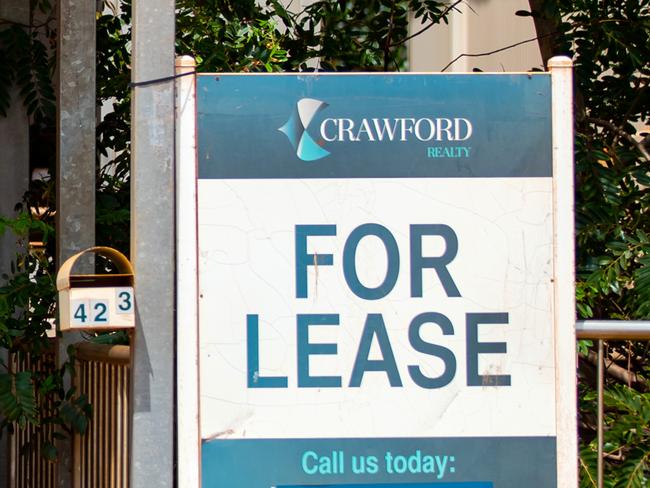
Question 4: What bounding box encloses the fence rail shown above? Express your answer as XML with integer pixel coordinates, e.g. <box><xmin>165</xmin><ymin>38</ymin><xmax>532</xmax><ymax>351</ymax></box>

<box><xmin>576</xmin><ymin>320</ymin><xmax>650</xmax><ymax>340</ymax></box>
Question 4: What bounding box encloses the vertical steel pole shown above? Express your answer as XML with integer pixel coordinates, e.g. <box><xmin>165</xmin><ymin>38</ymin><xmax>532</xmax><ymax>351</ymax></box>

<box><xmin>548</xmin><ymin>56</ymin><xmax>578</xmax><ymax>488</ymax></box>
<box><xmin>597</xmin><ymin>339</ymin><xmax>604</xmax><ymax>488</ymax></box>
<box><xmin>57</xmin><ymin>0</ymin><xmax>96</xmax><ymax>485</ymax></box>
<box><xmin>130</xmin><ymin>0</ymin><xmax>175</xmax><ymax>486</ymax></box>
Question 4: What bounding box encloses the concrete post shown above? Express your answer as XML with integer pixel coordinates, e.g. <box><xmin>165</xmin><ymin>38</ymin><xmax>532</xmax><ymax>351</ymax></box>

<box><xmin>129</xmin><ymin>1</ymin><xmax>175</xmax><ymax>486</ymax></box>
<box><xmin>56</xmin><ymin>1</ymin><xmax>96</xmax><ymax>265</ymax></box>
<box><xmin>56</xmin><ymin>0</ymin><xmax>96</xmax><ymax>485</ymax></box>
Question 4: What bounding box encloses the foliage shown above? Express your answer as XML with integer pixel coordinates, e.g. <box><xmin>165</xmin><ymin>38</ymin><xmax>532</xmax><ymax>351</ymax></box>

<box><xmin>0</xmin><ymin>1</ymin><xmax>55</xmax><ymax>124</ymax></box>
<box><xmin>96</xmin><ymin>0</ymin><xmax>132</xmax><ymax>188</ymax></box>
<box><xmin>176</xmin><ymin>0</ymin><xmax>455</xmax><ymax>72</ymax></box>
<box><xmin>579</xmin><ymin>384</ymin><xmax>650</xmax><ymax>488</ymax></box>
<box><xmin>526</xmin><ymin>0</ymin><xmax>650</xmax><ymax>321</ymax></box>
<box><xmin>0</xmin><ymin>207</ymin><xmax>91</xmax><ymax>460</ymax></box>
<box><xmin>0</xmin><ymin>1</ymin><xmax>91</xmax><ymax>461</ymax></box>
<box><xmin>176</xmin><ymin>1</ymin><xmax>290</xmax><ymax>73</ymax></box>
<box><xmin>562</xmin><ymin>5</ymin><xmax>650</xmax><ymax>484</ymax></box>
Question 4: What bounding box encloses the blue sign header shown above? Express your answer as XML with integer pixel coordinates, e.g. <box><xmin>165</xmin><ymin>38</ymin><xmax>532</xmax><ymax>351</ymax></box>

<box><xmin>197</xmin><ymin>73</ymin><xmax>552</xmax><ymax>179</ymax></box>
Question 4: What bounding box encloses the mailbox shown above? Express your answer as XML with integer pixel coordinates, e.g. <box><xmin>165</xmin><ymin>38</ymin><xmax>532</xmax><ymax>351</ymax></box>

<box><xmin>57</xmin><ymin>246</ymin><xmax>135</xmax><ymax>331</ymax></box>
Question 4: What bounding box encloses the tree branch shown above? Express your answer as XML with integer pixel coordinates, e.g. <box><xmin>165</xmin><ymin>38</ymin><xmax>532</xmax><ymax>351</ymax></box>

<box><xmin>527</xmin><ymin>0</ymin><xmax>559</xmax><ymax>68</ymax></box>
<box><xmin>0</xmin><ymin>18</ymin><xmax>29</xmax><ymax>27</ymax></box>
<box><xmin>0</xmin><ymin>14</ymin><xmax>55</xmax><ymax>30</ymax></box>
<box><xmin>584</xmin><ymin>350</ymin><xmax>644</xmax><ymax>390</ymax></box>
<box><xmin>585</xmin><ymin>117</ymin><xmax>650</xmax><ymax>162</ymax></box>
<box><xmin>440</xmin><ymin>32</ymin><xmax>557</xmax><ymax>72</ymax></box>
<box><xmin>383</xmin><ymin>0</ymin><xmax>397</xmax><ymax>71</ymax></box>
<box><xmin>390</xmin><ymin>0</ymin><xmax>463</xmax><ymax>48</ymax></box>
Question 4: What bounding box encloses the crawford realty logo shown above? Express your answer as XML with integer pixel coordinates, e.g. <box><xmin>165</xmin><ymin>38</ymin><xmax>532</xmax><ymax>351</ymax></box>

<box><xmin>279</xmin><ymin>97</ymin><xmax>474</xmax><ymax>162</ymax></box>
<box><xmin>278</xmin><ymin>98</ymin><xmax>331</xmax><ymax>162</ymax></box>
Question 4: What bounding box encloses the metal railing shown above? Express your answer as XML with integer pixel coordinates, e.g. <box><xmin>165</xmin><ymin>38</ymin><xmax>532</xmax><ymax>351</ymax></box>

<box><xmin>73</xmin><ymin>342</ymin><xmax>130</xmax><ymax>488</ymax></box>
<box><xmin>576</xmin><ymin>320</ymin><xmax>650</xmax><ymax>488</ymax></box>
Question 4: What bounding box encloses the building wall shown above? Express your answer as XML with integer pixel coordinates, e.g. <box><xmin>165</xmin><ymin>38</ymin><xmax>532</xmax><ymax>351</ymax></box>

<box><xmin>0</xmin><ymin>83</ymin><xmax>29</xmax><ymax>278</ymax></box>
<box><xmin>0</xmin><ymin>0</ymin><xmax>30</xmax><ymax>277</ymax></box>
<box><xmin>0</xmin><ymin>0</ymin><xmax>29</xmax><ymax>24</ymax></box>
<box><xmin>409</xmin><ymin>0</ymin><xmax>542</xmax><ymax>72</ymax></box>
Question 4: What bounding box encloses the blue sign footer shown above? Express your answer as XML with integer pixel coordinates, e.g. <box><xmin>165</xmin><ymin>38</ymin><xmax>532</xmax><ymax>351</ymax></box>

<box><xmin>201</xmin><ymin>436</ymin><xmax>556</xmax><ymax>487</ymax></box>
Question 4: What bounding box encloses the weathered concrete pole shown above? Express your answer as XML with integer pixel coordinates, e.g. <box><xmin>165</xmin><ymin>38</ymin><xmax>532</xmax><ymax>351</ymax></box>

<box><xmin>56</xmin><ymin>0</ymin><xmax>96</xmax><ymax>267</ymax></box>
<box><xmin>56</xmin><ymin>0</ymin><xmax>96</xmax><ymax>485</ymax></box>
<box><xmin>129</xmin><ymin>0</ymin><xmax>176</xmax><ymax>486</ymax></box>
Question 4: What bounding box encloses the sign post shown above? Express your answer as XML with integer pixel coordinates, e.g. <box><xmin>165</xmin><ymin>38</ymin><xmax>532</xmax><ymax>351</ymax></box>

<box><xmin>177</xmin><ymin>60</ymin><xmax>576</xmax><ymax>487</ymax></box>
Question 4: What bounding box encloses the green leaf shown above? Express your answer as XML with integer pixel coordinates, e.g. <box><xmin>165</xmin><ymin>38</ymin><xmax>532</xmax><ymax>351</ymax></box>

<box><xmin>41</xmin><ymin>441</ymin><xmax>57</xmax><ymax>462</ymax></box>
<box><xmin>59</xmin><ymin>395</ymin><xmax>91</xmax><ymax>435</ymax></box>
<box><xmin>0</xmin><ymin>371</ymin><xmax>38</xmax><ymax>425</ymax></box>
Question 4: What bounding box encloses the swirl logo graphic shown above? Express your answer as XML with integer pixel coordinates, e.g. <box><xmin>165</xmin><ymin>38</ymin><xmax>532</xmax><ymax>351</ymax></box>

<box><xmin>279</xmin><ymin>98</ymin><xmax>331</xmax><ymax>161</ymax></box>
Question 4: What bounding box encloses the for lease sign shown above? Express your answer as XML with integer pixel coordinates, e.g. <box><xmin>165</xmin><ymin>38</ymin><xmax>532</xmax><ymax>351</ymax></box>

<box><xmin>196</xmin><ymin>74</ymin><xmax>556</xmax><ymax>487</ymax></box>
